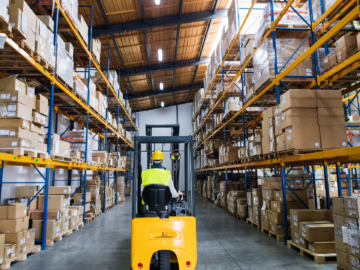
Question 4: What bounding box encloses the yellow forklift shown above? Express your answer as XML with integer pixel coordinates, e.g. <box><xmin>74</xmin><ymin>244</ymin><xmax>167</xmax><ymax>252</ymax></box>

<box><xmin>131</xmin><ymin>130</ymin><xmax>197</xmax><ymax>270</ymax></box>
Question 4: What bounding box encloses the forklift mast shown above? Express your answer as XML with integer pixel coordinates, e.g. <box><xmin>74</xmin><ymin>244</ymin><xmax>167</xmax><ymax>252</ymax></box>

<box><xmin>145</xmin><ymin>125</ymin><xmax>181</xmax><ymax>190</ymax></box>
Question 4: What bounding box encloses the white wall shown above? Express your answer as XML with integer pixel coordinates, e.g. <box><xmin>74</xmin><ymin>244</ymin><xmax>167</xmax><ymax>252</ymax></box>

<box><xmin>137</xmin><ymin>103</ymin><xmax>193</xmax><ymax>191</ymax></box>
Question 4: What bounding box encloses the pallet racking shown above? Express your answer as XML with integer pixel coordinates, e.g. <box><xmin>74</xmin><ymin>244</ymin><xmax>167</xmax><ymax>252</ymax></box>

<box><xmin>0</xmin><ymin>0</ymin><xmax>137</xmax><ymax>250</ymax></box>
<box><xmin>193</xmin><ymin>0</ymin><xmax>360</xmax><ymax>244</ymax></box>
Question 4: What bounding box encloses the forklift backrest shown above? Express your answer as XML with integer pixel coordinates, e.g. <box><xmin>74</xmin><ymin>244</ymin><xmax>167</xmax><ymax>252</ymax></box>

<box><xmin>142</xmin><ymin>184</ymin><xmax>172</xmax><ymax>211</ymax></box>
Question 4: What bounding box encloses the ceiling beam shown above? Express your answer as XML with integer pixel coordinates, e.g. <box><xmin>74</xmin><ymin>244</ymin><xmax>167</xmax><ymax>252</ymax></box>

<box><xmin>179</xmin><ymin>0</ymin><xmax>184</xmax><ymax>18</ymax></box>
<box><xmin>111</xmin><ymin>35</ymin><xmax>126</xmax><ymax>71</ymax></box>
<box><xmin>121</xmin><ymin>58</ymin><xmax>210</xmax><ymax>77</ymax></box>
<box><xmin>127</xmin><ymin>76</ymin><xmax>141</xmax><ymax>111</ymax></box>
<box><xmin>93</xmin><ymin>9</ymin><xmax>228</xmax><ymax>37</ymax></box>
<box><xmin>125</xmin><ymin>83</ymin><xmax>203</xmax><ymax>99</ymax></box>
<box><xmin>96</xmin><ymin>0</ymin><xmax>110</xmax><ymax>27</ymax></box>
<box><xmin>133</xmin><ymin>101</ymin><xmax>191</xmax><ymax>112</ymax></box>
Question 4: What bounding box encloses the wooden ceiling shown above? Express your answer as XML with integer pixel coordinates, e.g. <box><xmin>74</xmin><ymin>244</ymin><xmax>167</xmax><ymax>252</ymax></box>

<box><xmin>78</xmin><ymin>0</ymin><xmax>230</xmax><ymax>111</ymax></box>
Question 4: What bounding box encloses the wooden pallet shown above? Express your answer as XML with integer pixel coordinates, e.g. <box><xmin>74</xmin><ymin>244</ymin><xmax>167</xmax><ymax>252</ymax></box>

<box><xmin>236</xmin><ymin>215</ymin><xmax>246</xmax><ymax>221</ymax></box>
<box><xmin>50</xmin><ymin>154</ymin><xmax>72</xmax><ymax>162</ymax></box>
<box><xmin>277</xmin><ymin>148</ymin><xmax>322</xmax><ymax>157</ymax></box>
<box><xmin>0</xmin><ymin>245</ymin><xmax>41</xmax><ymax>270</ymax></box>
<box><xmin>246</xmin><ymin>218</ymin><xmax>260</xmax><ymax>229</ymax></box>
<box><xmin>54</xmin><ymin>229</ymin><xmax>72</xmax><ymax>242</ymax></box>
<box><xmin>85</xmin><ymin>216</ymin><xmax>95</xmax><ymax>223</ymax></box>
<box><xmin>55</xmin><ymin>75</ymin><xmax>73</xmax><ymax>91</ymax></box>
<box><xmin>241</xmin><ymin>157</ymin><xmax>250</xmax><ymax>163</ymax></box>
<box><xmin>15</xmin><ymin>40</ymin><xmax>34</xmax><ymax>57</ymax></box>
<box><xmin>11</xmin><ymin>28</ymin><xmax>26</xmax><ymax>41</ymax></box>
<box><xmin>263</xmin><ymin>152</ymin><xmax>277</xmax><ymax>160</ymax></box>
<box><xmin>287</xmin><ymin>241</ymin><xmax>337</xmax><ymax>264</ymax></box>
<box><xmin>261</xmin><ymin>227</ymin><xmax>286</xmax><ymax>242</ymax></box>
<box><xmin>249</xmin><ymin>155</ymin><xmax>263</xmax><ymax>162</ymax></box>
<box><xmin>71</xmin><ymin>157</ymin><xmax>84</xmax><ymax>164</ymax></box>
<box><xmin>0</xmin><ymin>148</ymin><xmax>48</xmax><ymax>159</ymax></box>
<box><xmin>0</xmin><ymin>15</ymin><xmax>12</xmax><ymax>36</ymax></box>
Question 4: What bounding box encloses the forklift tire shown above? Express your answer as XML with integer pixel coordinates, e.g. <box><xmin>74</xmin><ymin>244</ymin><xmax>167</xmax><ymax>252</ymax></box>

<box><xmin>158</xmin><ymin>250</ymin><xmax>171</xmax><ymax>270</ymax></box>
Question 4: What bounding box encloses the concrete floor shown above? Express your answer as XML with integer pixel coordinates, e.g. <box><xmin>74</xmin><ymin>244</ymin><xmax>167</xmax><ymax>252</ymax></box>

<box><xmin>11</xmin><ymin>194</ymin><xmax>337</xmax><ymax>270</ymax></box>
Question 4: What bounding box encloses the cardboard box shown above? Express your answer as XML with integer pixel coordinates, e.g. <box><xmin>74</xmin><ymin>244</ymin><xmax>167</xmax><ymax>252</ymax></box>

<box><xmin>0</xmin><ymin>119</ymin><xmax>30</xmax><ymax>130</ymax></box>
<box><xmin>0</xmin><ymin>76</ymin><xmax>26</xmax><ymax>93</ymax></box>
<box><xmin>317</xmin><ymin>107</ymin><xmax>345</xmax><ymax>126</ymax></box>
<box><xmin>4</xmin><ymin>244</ymin><xmax>16</xmax><ymax>262</ymax></box>
<box><xmin>35</xmin><ymin>94</ymin><xmax>48</xmax><ymax>116</ymax></box>
<box><xmin>316</xmin><ymin>90</ymin><xmax>343</xmax><ymax>108</ymax></box>
<box><xmin>38</xmin><ymin>195</ymin><xmax>65</xmax><ymax>212</ymax></box>
<box><xmin>30</xmin><ymin>210</ymin><xmax>61</xmax><ymax>220</ymax></box>
<box><xmin>261</xmin><ymin>217</ymin><xmax>269</xmax><ymax>230</ymax></box>
<box><xmin>262</xmin><ymin>177</ymin><xmax>282</xmax><ymax>190</ymax></box>
<box><xmin>299</xmin><ymin>222</ymin><xmax>334</xmax><ymax>242</ymax></box>
<box><xmin>274</xmin><ymin>190</ymin><xmax>307</xmax><ymax>202</ymax></box>
<box><xmin>0</xmin><ymin>234</ymin><xmax>4</xmax><ymax>263</ymax></box>
<box><xmin>308</xmin><ymin>241</ymin><xmax>335</xmax><ymax>254</ymax></box>
<box><xmin>336</xmin><ymin>250</ymin><xmax>349</xmax><ymax>270</ymax></box>
<box><xmin>276</xmin><ymin>133</ymin><xmax>286</xmax><ymax>152</ymax></box>
<box><xmin>323</xmin><ymin>51</ymin><xmax>337</xmax><ymax>72</ymax></box>
<box><xmin>37</xmin><ymin>15</ymin><xmax>54</xmax><ymax>31</ymax></box>
<box><xmin>345</xmin><ymin>197</ymin><xmax>360</xmax><ymax>218</ymax></box>
<box><xmin>290</xmin><ymin>209</ymin><xmax>333</xmax><ymax>229</ymax></box>
<box><xmin>0</xmin><ymin>102</ymin><xmax>32</xmax><ymax>121</ymax></box>
<box><xmin>0</xmin><ymin>90</ymin><xmax>35</xmax><ymax>110</ymax></box>
<box><xmin>15</xmin><ymin>186</ymin><xmax>41</xmax><ymax>197</ymax></box>
<box><xmin>0</xmin><ymin>203</ymin><xmax>27</xmax><ymax>219</ymax></box>
<box><xmin>281</xmin><ymin>108</ymin><xmax>318</xmax><ymax>130</ymax></box>
<box><xmin>267</xmin><ymin>210</ymin><xmax>290</xmax><ymax>224</ymax></box>
<box><xmin>73</xmin><ymin>192</ymin><xmax>91</xmax><ymax>204</ymax></box>
<box><xmin>5</xmin><ymin>231</ymin><xmax>27</xmax><ymax>256</ymax></box>
<box><xmin>269</xmin><ymin>221</ymin><xmax>288</xmax><ymax>235</ymax></box>
<box><xmin>270</xmin><ymin>201</ymin><xmax>306</xmax><ymax>213</ymax></box>
<box><xmin>0</xmin><ymin>216</ymin><xmax>29</xmax><ymax>233</ymax></box>
<box><xmin>26</xmin><ymin>228</ymin><xmax>35</xmax><ymax>250</ymax></box>
<box><xmin>33</xmin><ymin>220</ymin><xmax>60</xmax><ymax>240</ymax></box>
<box><xmin>48</xmin><ymin>186</ymin><xmax>72</xmax><ymax>195</ymax></box>
<box><xmin>333</xmin><ymin>197</ymin><xmax>346</xmax><ymax>216</ymax></box>
<box><xmin>32</xmin><ymin>111</ymin><xmax>46</xmax><ymax>126</ymax></box>
<box><xmin>30</xmin><ymin>123</ymin><xmax>44</xmax><ymax>135</ymax></box>
<box><xmin>280</xmin><ymin>89</ymin><xmax>317</xmax><ymax>112</ymax></box>
<box><xmin>319</xmin><ymin>125</ymin><xmax>347</xmax><ymax>149</ymax></box>
<box><xmin>285</xmin><ymin>126</ymin><xmax>321</xmax><ymax>150</ymax></box>
<box><xmin>336</xmin><ymin>35</ymin><xmax>358</xmax><ymax>63</ymax></box>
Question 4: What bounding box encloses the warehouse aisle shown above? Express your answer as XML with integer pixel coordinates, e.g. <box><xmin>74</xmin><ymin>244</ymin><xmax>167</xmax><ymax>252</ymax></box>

<box><xmin>12</xmin><ymin>194</ymin><xmax>336</xmax><ymax>270</ymax></box>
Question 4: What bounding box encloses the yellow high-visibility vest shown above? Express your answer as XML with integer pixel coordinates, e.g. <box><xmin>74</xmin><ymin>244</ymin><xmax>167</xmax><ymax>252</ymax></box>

<box><xmin>141</xmin><ymin>168</ymin><xmax>171</xmax><ymax>187</ymax></box>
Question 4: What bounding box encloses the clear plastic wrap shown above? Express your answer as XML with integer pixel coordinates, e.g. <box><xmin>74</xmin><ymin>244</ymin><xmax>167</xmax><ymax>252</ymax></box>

<box><xmin>254</xmin><ymin>3</ymin><xmax>310</xmax><ymax>48</ymax></box>
<box><xmin>253</xmin><ymin>37</ymin><xmax>313</xmax><ymax>92</ymax></box>
<box><xmin>56</xmin><ymin>46</ymin><xmax>74</xmax><ymax>87</ymax></box>
<box><xmin>61</xmin><ymin>129</ymin><xmax>94</xmax><ymax>161</ymax></box>
<box><xmin>73</xmin><ymin>74</ymin><xmax>88</xmax><ymax>102</ymax></box>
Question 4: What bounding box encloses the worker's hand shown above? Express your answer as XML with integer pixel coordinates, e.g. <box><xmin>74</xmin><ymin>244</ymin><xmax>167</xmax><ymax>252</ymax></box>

<box><xmin>178</xmin><ymin>190</ymin><xmax>183</xmax><ymax>201</ymax></box>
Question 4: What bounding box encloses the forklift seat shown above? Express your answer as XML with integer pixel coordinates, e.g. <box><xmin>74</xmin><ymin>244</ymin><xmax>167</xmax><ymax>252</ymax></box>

<box><xmin>141</xmin><ymin>184</ymin><xmax>172</xmax><ymax>217</ymax></box>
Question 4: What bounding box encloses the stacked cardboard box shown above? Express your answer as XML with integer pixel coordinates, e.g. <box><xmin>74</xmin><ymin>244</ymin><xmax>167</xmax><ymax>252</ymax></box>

<box><xmin>56</xmin><ymin>35</ymin><xmax>74</xmax><ymax>87</ymax></box>
<box><xmin>275</xmin><ymin>89</ymin><xmax>347</xmax><ymax>153</ymax></box>
<box><xmin>0</xmin><ymin>77</ymin><xmax>49</xmax><ymax>154</ymax></box>
<box><xmin>224</xmin><ymin>97</ymin><xmax>242</xmax><ymax>116</ymax></box>
<box><xmin>228</xmin><ymin>191</ymin><xmax>246</xmax><ymax>215</ymax></box>
<box><xmin>261</xmin><ymin>107</ymin><xmax>275</xmax><ymax>155</ymax></box>
<box><xmin>45</xmin><ymin>133</ymin><xmax>71</xmax><ymax>158</ymax></box>
<box><xmin>219</xmin><ymin>181</ymin><xmax>242</xmax><ymax>208</ymax></box>
<box><xmin>290</xmin><ymin>209</ymin><xmax>334</xmax><ymax>253</ymax></box>
<box><xmin>86</xmin><ymin>179</ymin><xmax>101</xmax><ymax>215</ymax></box>
<box><xmin>62</xmin><ymin>129</ymin><xmax>94</xmax><ymax>161</ymax></box>
<box><xmin>0</xmin><ymin>203</ymin><xmax>34</xmax><ymax>262</ymax></box>
<box><xmin>78</xmin><ymin>15</ymin><xmax>89</xmax><ymax>45</ymax></box>
<box><xmin>317</xmin><ymin>172</ymin><xmax>350</xmax><ymax>199</ymax></box>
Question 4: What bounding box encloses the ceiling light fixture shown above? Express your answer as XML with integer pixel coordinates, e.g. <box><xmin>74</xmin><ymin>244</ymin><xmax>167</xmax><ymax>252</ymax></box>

<box><xmin>158</xmin><ymin>49</ymin><xmax>163</xmax><ymax>61</ymax></box>
<box><xmin>160</xmin><ymin>82</ymin><xmax>163</xmax><ymax>90</ymax></box>
<box><xmin>161</xmin><ymin>101</ymin><xmax>164</xmax><ymax>107</ymax></box>
<box><xmin>155</xmin><ymin>0</ymin><xmax>161</xmax><ymax>5</ymax></box>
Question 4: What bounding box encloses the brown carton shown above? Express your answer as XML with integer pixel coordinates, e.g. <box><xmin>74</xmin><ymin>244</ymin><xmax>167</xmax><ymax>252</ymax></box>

<box><xmin>48</xmin><ymin>186</ymin><xmax>73</xmax><ymax>195</ymax></box>
<box><xmin>4</xmin><ymin>244</ymin><xmax>16</xmax><ymax>262</ymax></box>
<box><xmin>299</xmin><ymin>221</ymin><xmax>334</xmax><ymax>242</ymax></box>
<box><xmin>269</xmin><ymin>221</ymin><xmax>289</xmax><ymax>235</ymax></box>
<box><xmin>0</xmin><ymin>119</ymin><xmax>30</xmax><ymax>130</ymax></box>
<box><xmin>262</xmin><ymin>177</ymin><xmax>282</xmax><ymax>190</ymax></box>
<box><xmin>0</xmin><ymin>91</ymin><xmax>35</xmax><ymax>109</ymax></box>
<box><xmin>333</xmin><ymin>197</ymin><xmax>346</xmax><ymax>216</ymax></box>
<box><xmin>317</xmin><ymin>107</ymin><xmax>345</xmax><ymax>126</ymax></box>
<box><xmin>15</xmin><ymin>186</ymin><xmax>41</xmax><ymax>197</ymax></box>
<box><xmin>285</xmin><ymin>126</ymin><xmax>321</xmax><ymax>150</ymax></box>
<box><xmin>320</xmin><ymin>126</ymin><xmax>347</xmax><ymax>149</ymax></box>
<box><xmin>38</xmin><ymin>195</ymin><xmax>65</xmax><ymax>212</ymax></box>
<box><xmin>73</xmin><ymin>192</ymin><xmax>91</xmax><ymax>204</ymax></box>
<box><xmin>290</xmin><ymin>209</ymin><xmax>333</xmax><ymax>229</ymax></box>
<box><xmin>336</xmin><ymin>250</ymin><xmax>349</xmax><ymax>270</ymax></box>
<box><xmin>316</xmin><ymin>90</ymin><xmax>343</xmax><ymax>108</ymax></box>
<box><xmin>0</xmin><ymin>76</ymin><xmax>26</xmax><ymax>93</ymax></box>
<box><xmin>29</xmin><ymin>209</ymin><xmax>61</xmax><ymax>220</ymax></box>
<box><xmin>5</xmin><ymin>231</ymin><xmax>27</xmax><ymax>256</ymax></box>
<box><xmin>276</xmin><ymin>133</ymin><xmax>286</xmax><ymax>152</ymax></box>
<box><xmin>345</xmin><ymin>197</ymin><xmax>360</xmax><ymax>218</ymax></box>
<box><xmin>261</xmin><ymin>217</ymin><xmax>269</xmax><ymax>230</ymax></box>
<box><xmin>270</xmin><ymin>201</ymin><xmax>306</xmax><ymax>213</ymax></box>
<box><xmin>308</xmin><ymin>242</ymin><xmax>335</xmax><ymax>254</ymax></box>
<box><xmin>280</xmin><ymin>89</ymin><xmax>317</xmax><ymax>112</ymax></box>
<box><xmin>0</xmin><ymin>102</ymin><xmax>32</xmax><ymax>121</ymax></box>
<box><xmin>0</xmin><ymin>203</ymin><xmax>27</xmax><ymax>219</ymax></box>
<box><xmin>323</xmin><ymin>51</ymin><xmax>337</xmax><ymax>72</ymax></box>
<box><xmin>267</xmin><ymin>210</ymin><xmax>290</xmax><ymax>224</ymax></box>
<box><xmin>274</xmin><ymin>190</ymin><xmax>307</xmax><ymax>202</ymax></box>
<box><xmin>281</xmin><ymin>108</ymin><xmax>318</xmax><ymax>130</ymax></box>
<box><xmin>0</xmin><ymin>235</ymin><xmax>4</xmax><ymax>263</ymax></box>
<box><xmin>26</xmin><ymin>228</ymin><xmax>35</xmax><ymax>250</ymax></box>
<box><xmin>336</xmin><ymin>35</ymin><xmax>358</xmax><ymax>63</ymax></box>
<box><xmin>0</xmin><ymin>137</ymin><xmax>31</xmax><ymax>149</ymax></box>
<box><xmin>35</xmin><ymin>94</ymin><xmax>48</xmax><ymax>116</ymax></box>
<box><xmin>33</xmin><ymin>220</ymin><xmax>60</xmax><ymax>240</ymax></box>
<box><xmin>0</xmin><ymin>216</ymin><xmax>29</xmax><ymax>233</ymax></box>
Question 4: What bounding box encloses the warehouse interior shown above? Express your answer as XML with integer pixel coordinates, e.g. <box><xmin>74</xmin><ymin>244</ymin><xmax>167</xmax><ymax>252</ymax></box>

<box><xmin>0</xmin><ymin>0</ymin><xmax>358</xmax><ymax>269</ymax></box>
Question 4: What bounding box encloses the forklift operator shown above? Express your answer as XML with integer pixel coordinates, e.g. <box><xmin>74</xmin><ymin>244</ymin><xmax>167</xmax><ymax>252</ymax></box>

<box><xmin>141</xmin><ymin>150</ymin><xmax>181</xmax><ymax>200</ymax></box>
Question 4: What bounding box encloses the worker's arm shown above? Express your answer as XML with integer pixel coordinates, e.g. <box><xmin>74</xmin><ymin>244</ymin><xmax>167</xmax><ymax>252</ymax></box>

<box><xmin>168</xmin><ymin>176</ymin><xmax>178</xmax><ymax>198</ymax></box>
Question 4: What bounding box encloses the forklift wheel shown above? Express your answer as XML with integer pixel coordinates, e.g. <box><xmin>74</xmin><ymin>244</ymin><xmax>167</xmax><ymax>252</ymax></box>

<box><xmin>158</xmin><ymin>250</ymin><xmax>171</xmax><ymax>270</ymax></box>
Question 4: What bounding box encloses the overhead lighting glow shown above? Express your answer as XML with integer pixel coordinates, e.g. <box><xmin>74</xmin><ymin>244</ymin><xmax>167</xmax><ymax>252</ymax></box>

<box><xmin>161</xmin><ymin>101</ymin><xmax>164</xmax><ymax>107</ymax></box>
<box><xmin>160</xmin><ymin>82</ymin><xmax>163</xmax><ymax>90</ymax></box>
<box><xmin>158</xmin><ymin>49</ymin><xmax>163</xmax><ymax>61</ymax></box>
<box><xmin>155</xmin><ymin>0</ymin><xmax>161</xmax><ymax>5</ymax></box>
